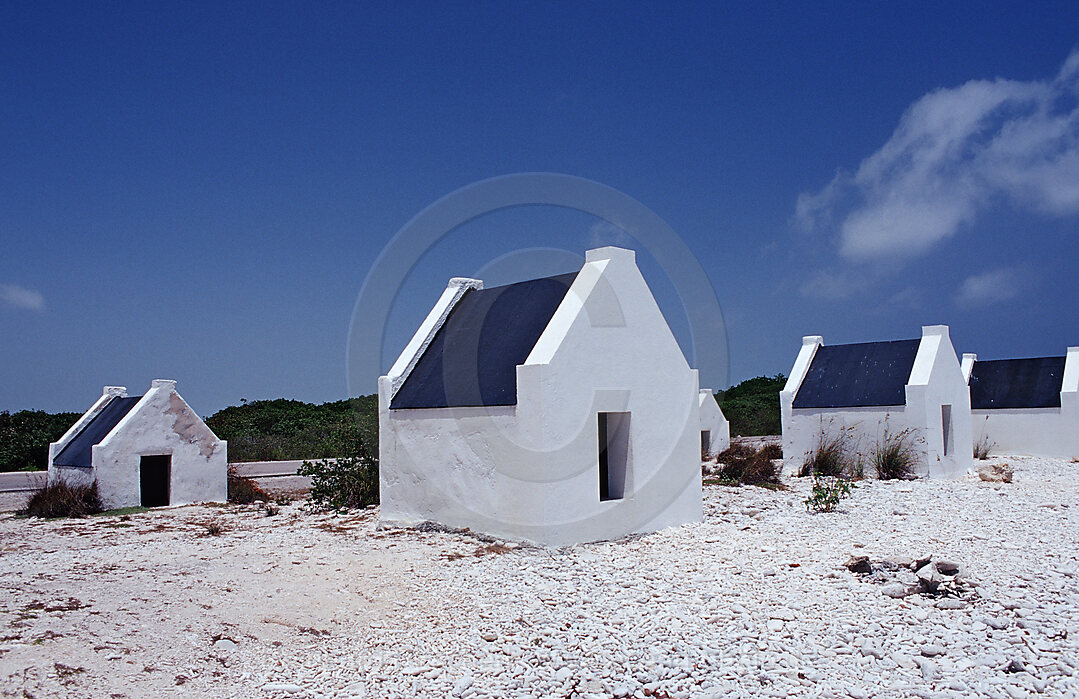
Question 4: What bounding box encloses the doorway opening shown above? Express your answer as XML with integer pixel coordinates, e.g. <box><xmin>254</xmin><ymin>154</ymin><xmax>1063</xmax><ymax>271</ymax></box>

<box><xmin>701</xmin><ymin>430</ymin><xmax>711</xmax><ymax>459</ymax></box>
<box><xmin>941</xmin><ymin>404</ymin><xmax>953</xmax><ymax>456</ymax></box>
<box><xmin>140</xmin><ymin>454</ymin><xmax>171</xmax><ymax>507</ymax></box>
<box><xmin>599</xmin><ymin>412</ymin><xmax>630</xmax><ymax>501</ymax></box>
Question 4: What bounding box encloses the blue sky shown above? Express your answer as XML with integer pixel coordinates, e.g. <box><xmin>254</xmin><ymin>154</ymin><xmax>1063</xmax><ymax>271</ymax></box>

<box><xmin>2</xmin><ymin>2</ymin><xmax>1078</xmax><ymax>414</ymax></box>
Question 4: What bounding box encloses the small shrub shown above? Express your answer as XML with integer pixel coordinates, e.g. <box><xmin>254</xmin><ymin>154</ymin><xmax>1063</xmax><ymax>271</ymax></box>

<box><xmin>973</xmin><ymin>434</ymin><xmax>994</xmax><ymax>460</ymax></box>
<box><xmin>805</xmin><ymin>475</ymin><xmax>854</xmax><ymax>513</ymax></box>
<box><xmin>298</xmin><ymin>443</ymin><xmax>379</xmax><ymax>512</ymax></box>
<box><xmin>261</xmin><ymin>503</ymin><xmax>280</xmax><ymax>517</ymax></box>
<box><xmin>710</xmin><ymin>443</ymin><xmax>782</xmax><ymax>487</ymax></box>
<box><xmin>759</xmin><ymin>443</ymin><xmax>783</xmax><ymax>460</ymax></box>
<box><xmin>203</xmin><ymin>522</ymin><xmax>223</xmax><ymax>536</ymax></box>
<box><xmin>872</xmin><ymin>428</ymin><xmax>921</xmax><ymax>480</ymax></box>
<box><xmin>20</xmin><ymin>481</ymin><xmax>103</xmax><ymax>518</ymax></box>
<box><xmin>227</xmin><ymin>465</ymin><xmax>267</xmax><ymax>504</ymax></box>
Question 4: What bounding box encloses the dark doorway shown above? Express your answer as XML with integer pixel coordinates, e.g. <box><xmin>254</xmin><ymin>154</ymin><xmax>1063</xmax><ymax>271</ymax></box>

<box><xmin>598</xmin><ymin>412</ymin><xmax>630</xmax><ymax>501</ymax></box>
<box><xmin>701</xmin><ymin>430</ymin><xmax>711</xmax><ymax>458</ymax></box>
<box><xmin>941</xmin><ymin>404</ymin><xmax>953</xmax><ymax>456</ymax></box>
<box><xmin>140</xmin><ymin>455</ymin><xmax>171</xmax><ymax>507</ymax></box>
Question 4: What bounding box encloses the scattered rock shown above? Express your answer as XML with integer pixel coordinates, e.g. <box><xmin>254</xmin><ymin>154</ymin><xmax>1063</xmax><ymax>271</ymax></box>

<box><xmin>935</xmin><ymin>559</ymin><xmax>959</xmax><ymax>576</ymax></box>
<box><xmin>890</xmin><ymin>652</ymin><xmax>917</xmax><ymax>669</ymax></box>
<box><xmin>480</xmin><ymin>631</ymin><xmax>498</xmax><ymax>642</ymax></box>
<box><xmin>881</xmin><ymin>582</ymin><xmax>915</xmax><ymax>599</ymax></box>
<box><xmin>915</xmin><ymin>657</ymin><xmax>940</xmax><ymax>681</ymax></box>
<box><xmin>920</xmin><ymin>644</ymin><xmax>946</xmax><ymax>657</ymax></box>
<box><xmin>859</xmin><ymin>644</ymin><xmax>885</xmax><ymax>659</ymax></box>
<box><xmin>978</xmin><ymin>463</ymin><xmax>1013</xmax><ymax>483</ymax></box>
<box><xmin>915</xmin><ymin>564</ymin><xmax>942</xmax><ymax>593</ymax></box>
<box><xmin>885</xmin><ymin>556</ymin><xmax>913</xmax><ymax>569</ymax></box>
<box><xmin>212</xmin><ymin>638</ymin><xmax>237</xmax><ymax>652</ymax></box>
<box><xmin>936</xmin><ymin>598</ymin><xmax>967</xmax><ymax>610</ymax></box>
<box><xmin>1002</xmin><ymin>658</ymin><xmax>1027</xmax><ymax>674</ymax></box>
<box><xmin>845</xmin><ymin>555</ymin><xmax>872</xmax><ymax>575</ymax></box>
<box><xmin>262</xmin><ymin>683</ymin><xmax>303</xmax><ymax>694</ymax></box>
<box><xmin>451</xmin><ymin>676</ymin><xmax>474</xmax><ymax>696</ymax></box>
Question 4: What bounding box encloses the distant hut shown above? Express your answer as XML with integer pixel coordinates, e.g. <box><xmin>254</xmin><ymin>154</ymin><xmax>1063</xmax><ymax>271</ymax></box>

<box><xmin>698</xmin><ymin>389</ymin><xmax>730</xmax><ymax>458</ymax></box>
<box><xmin>963</xmin><ymin>347</ymin><xmax>1079</xmax><ymax>458</ymax></box>
<box><xmin>780</xmin><ymin>325</ymin><xmax>973</xmax><ymax>478</ymax></box>
<box><xmin>48</xmin><ymin>380</ymin><xmax>227</xmax><ymax>508</ymax></box>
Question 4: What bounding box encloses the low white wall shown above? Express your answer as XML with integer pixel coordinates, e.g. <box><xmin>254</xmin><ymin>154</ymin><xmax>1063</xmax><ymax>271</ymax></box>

<box><xmin>972</xmin><ymin>409</ymin><xmax>1078</xmax><ymax>459</ymax></box>
<box><xmin>783</xmin><ymin>407</ymin><xmax>906</xmax><ymax>476</ymax></box>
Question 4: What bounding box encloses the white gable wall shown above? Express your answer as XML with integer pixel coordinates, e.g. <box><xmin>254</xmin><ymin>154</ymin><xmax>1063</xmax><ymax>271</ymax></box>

<box><xmin>49</xmin><ymin>380</ymin><xmax>227</xmax><ymax>509</ymax></box>
<box><xmin>904</xmin><ymin>326</ymin><xmax>973</xmax><ymax>477</ymax></box>
<box><xmin>379</xmin><ymin>247</ymin><xmax>703</xmax><ymax>546</ymax></box>
<box><xmin>698</xmin><ymin>389</ymin><xmax>730</xmax><ymax>456</ymax></box>
<box><xmin>969</xmin><ymin>347</ymin><xmax>1079</xmax><ymax>459</ymax></box>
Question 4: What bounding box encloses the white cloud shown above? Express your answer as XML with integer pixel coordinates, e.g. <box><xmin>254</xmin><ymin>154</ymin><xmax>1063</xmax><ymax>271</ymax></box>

<box><xmin>955</xmin><ymin>268</ymin><xmax>1025</xmax><ymax>308</ymax></box>
<box><xmin>0</xmin><ymin>283</ymin><xmax>46</xmax><ymax>312</ymax></box>
<box><xmin>799</xmin><ymin>269</ymin><xmax>866</xmax><ymax>300</ymax></box>
<box><xmin>797</xmin><ymin>52</ymin><xmax>1079</xmax><ymax>261</ymax></box>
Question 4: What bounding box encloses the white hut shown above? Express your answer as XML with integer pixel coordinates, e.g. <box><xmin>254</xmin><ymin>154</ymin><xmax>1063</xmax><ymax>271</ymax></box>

<box><xmin>963</xmin><ymin>347</ymin><xmax>1079</xmax><ymax>458</ymax></box>
<box><xmin>48</xmin><ymin>380</ymin><xmax>227</xmax><ymax>509</ymax></box>
<box><xmin>378</xmin><ymin>247</ymin><xmax>703</xmax><ymax>546</ymax></box>
<box><xmin>780</xmin><ymin>325</ymin><xmax>972</xmax><ymax>478</ymax></box>
<box><xmin>698</xmin><ymin>389</ymin><xmax>730</xmax><ymax>457</ymax></box>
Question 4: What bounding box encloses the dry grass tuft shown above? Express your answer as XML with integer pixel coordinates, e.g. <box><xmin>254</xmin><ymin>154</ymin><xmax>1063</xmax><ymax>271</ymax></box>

<box><xmin>708</xmin><ymin>444</ymin><xmax>782</xmax><ymax>487</ymax></box>
<box><xmin>227</xmin><ymin>465</ymin><xmax>267</xmax><ymax>504</ymax></box>
<box><xmin>20</xmin><ymin>481</ymin><xmax>103</xmax><ymax>518</ymax></box>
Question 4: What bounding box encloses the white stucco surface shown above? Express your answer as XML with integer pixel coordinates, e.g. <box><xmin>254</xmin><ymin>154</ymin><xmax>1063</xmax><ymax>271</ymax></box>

<box><xmin>379</xmin><ymin>246</ymin><xmax>703</xmax><ymax>547</ymax></box>
<box><xmin>781</xmin><ymin>326</ymin><xmax>973</xmax><ymax>478</ymax></box>
<box><xmin>698</xmin><ymin>389</ymin><xmax>730</xmax><ymax>457</ymax></box>
<box><xmin>968</xmin><ymin>346</ymin><xmax>1079</xmax><ymax>459</ymax></box>
<box><xmin>48</xmin><ymin>380</ymin><xmax>227</xmax><ymax>509</ymax></box>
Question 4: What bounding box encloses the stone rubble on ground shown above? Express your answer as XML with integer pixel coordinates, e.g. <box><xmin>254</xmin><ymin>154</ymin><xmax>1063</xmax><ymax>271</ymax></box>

<box><xmin>977</xmin><ymin>462</ymin><xmax>1014</xmax><ymax>483</ymax></box>
<box><xmin>0</xmin><ymin>454</ymin><xmax>1076</xmax><ymax>698</ymax></box>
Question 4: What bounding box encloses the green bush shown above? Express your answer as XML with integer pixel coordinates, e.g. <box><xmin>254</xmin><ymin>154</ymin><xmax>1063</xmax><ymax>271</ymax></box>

<box><xmin>298</xmin><ymin>442</ymin><xmax>379</xmax><ymax>512</ymax></box>
<box><xmin>20</xmin><ymin>481</ymin><xmax>103</xmax><ymax>518</ymax></box>
<box><xmin>0</xmin><ymin>410</ymin><xmax>81</xmax><ymax>472</ymax></box>
<box><xmin>805</xmin><ymin>475</ymin><xmax>854</xmax><ymax>513</ymax></box>
<box><xmin>716</xmin><ymin>375</ymin><xmax>785</xmax><ymax>437</ymax></box>
<box><xmin>205</xmin><ymin>395</ymin><xmax>378</xmax><ymax>462</ymax></box>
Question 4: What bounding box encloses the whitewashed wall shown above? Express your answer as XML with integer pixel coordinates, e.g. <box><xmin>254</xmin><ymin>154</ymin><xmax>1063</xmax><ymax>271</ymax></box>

<box><xmin>49</xmin><ymin>380</ymin><xmax>227</xmax><ymax>509</ymax></box>
<box><xmin>379</xmin><ymin>246</ymin><xmax>703</xmax><ymax>547</ymax></box>
<box><xmin>780</xmin><ymin>326</ymin><xmax>972</xmax><ymax>479</ymax></box>
<box><xmin>698</xmin><ymin>389</ymin><xmax>730</xmax><ymax>456</ymax></box>
<box><xmin>969</xmin><ymin>346</ymin><xmax>1079</xmax><ymax>459</ymax></box>
<box><xmin>904</xmin><ymin>326</ymin><xmax>973</xmax><ymax>478</ymax></box>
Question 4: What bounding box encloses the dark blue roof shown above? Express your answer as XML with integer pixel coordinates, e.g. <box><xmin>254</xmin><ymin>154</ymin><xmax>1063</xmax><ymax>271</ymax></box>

<box><xmin>793</xmin><ymin>339</ymin><xmax>920</xmax><ymax>409</ymax></box>
<box><xmin>969</xmin><ymin>356</ymin><xmax>1065</xmax><ymax>409</ymax></box>
<box><xmin>53</xmin><ymin>396</ymin><xmax>142</xmax><ymax>467</ymax></box>
<box><xmin>391</xmin><ymin>272</ymin><xmax>578</xmax><ymax>409</ymax></box>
